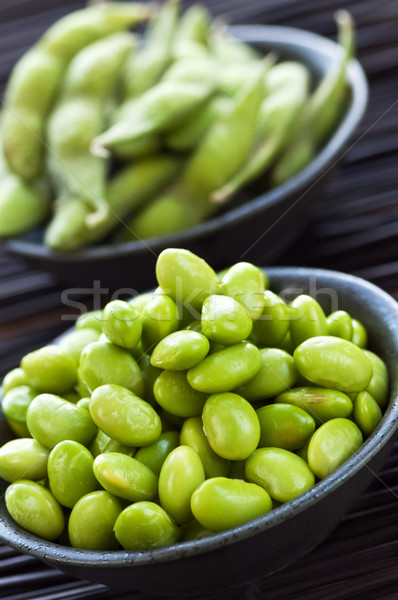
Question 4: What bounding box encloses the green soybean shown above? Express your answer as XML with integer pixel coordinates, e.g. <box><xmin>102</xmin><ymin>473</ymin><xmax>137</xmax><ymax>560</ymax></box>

<box><xmin>158</xmin><ymin>445</ymin><xmax>205</xmax><ymax>524</ymax></box>
<box><xmin>141</xmin><ymin>294</ymin><xmax>180</xmax><ymax>352</ymax></box>
<box><xmin>276</xmin><ymin>386</ymin><xmax>353</xmax><ymax>424</ymax></box>
<box><xmin>256</xmin><ymin>404</ymin><xmax>315</xmax><ymax>450</ymax></box>
<box><xmin>21</xmin><ymin>345</ymin><xmax>77</xmax><ymax>394</ymax></box>
<box><xmin>114</xmin><ymin>501</ymin><xmax>180</xmax><ymax>550</ymax></box>
<box><xmin>1</xmin><ymin>368</ymin><xmax>29</xmax><ymax>395</ymax></box>
<box><xmin>236</xmin><ymin>348</ymin><xmax>297</xmax><ymax>401</ymax></box>
<box><xmin>351</xmin><ymin>318</ymin><xmax>368</xmax><ymax>348</ymax></box>
<box><xmin>289</xmin><ymin>295</ymin><xmax>328</xmax><ymax>348</ymax></box>
<box><xmin>156</xmin><ymin>248</ymin><xmax>218</xmax><ymax>313</ymax></box>
<box><xmin>27</xmin><ymin>393</ymin><xmax>97</xmax><ymax>448</ymax></box>
<box><xmin>89</xmin><ymin>384</ymin><xmax>161</xmax><ymax>446</ymax></box>
<box><xmin>79</xmin><ymin>340</ymin><xmax>144</xmax><ymax>397</ymax></box>
<box><xmin>180</xmin><ymin>416</ymin><xmax>230</xmax><ymax>478</ymax></box>
<box><xmin>58</xmin><ymin>328</ymin><xmax>100</xmax><ymax>365</ymax></box>
<box><xmin>153</xmin><ymin>370</ymin><xmax>208</xmax><ymax>417</ymax></box>
<box><xmin>250</xmin><ymin>291</ymin><xmax>293</xmax><ymax>347</ymax></box>
<box><xmin>135</xmin><ymin>431</ymin><xmax>180</xmax><ymax>475</ymax></box>
<box><xmin>353</xmin><ymin>391</ymin><xmax>383</xmax><ymax>436</ymax></box>
<box><xmin>102</xmin><ymin>300</ymin><xmax>142</xmax><ymax>350</ymax></box>
<box><xmin>307</xmin><ymin>418</ymin><xmax>363</xmax><ymax>479</ymax></box>
<box><xmin>201</xmin><ymin>294</ymin><xmax>253</xmax><ymax>345</ymax></box>
<box><xmin>363</xmin><ymin>350</ymin><xmax>389</xmax><ymax>408</ymax></box>
<box><xmin>0</xmin><ymin>438</ymin><xmax>49</xmax><ymax>483</ymax></box>
<box><xmin>93</xmin><ymin>452</ymin><xmax>158</xmax><ymax>502</ymax></box>
<box><xmin>89</xmin><ymin>429</ymin><xmax>136</xmax><ymax>458</ymax></box>
<box><xmin>187</xmin><ymin>342</ymin><xmax>262</xmax><ymax>393</ymax></box>
<box><xmin>293</xmin><ymin>336</ymin><xmax>373</xmax><ymax>392</ymax></box>
<box><xmin>150</xmin><ymin>330</ymin><xmax>210</xmax><ymax>370</ymax></box>
<box><xmin>68</xmin><ymin>490</ymin><xmax>122</xmax><ymax>550</ymax></box>
<box><xmin>48</xmin><ymin>440</ymin><xmax>98</xmax><ymax>508</ymax></box>
<box><xmin>326</xmin><ymin>310</ymin><xmax>353</xmax><ymax>340</ymax></box>
<box><xmin>202</xmin><ymin>393</ymin><xmax>260</xmax><ymax>460</ymax></box>
<box><xmin>245</xmin><ymin>447</ymin><xmax>315</xmax><ymax>503</ymax></box>
<box><xmin>191</xmin><ymin>477</ymin><xmax>272</xmax><ymax>532</ymax></box>
<box><xmin>1</xmin><ymin>385</ymin><xmax>37</xmax><ymax>435</ymax></box>
<box><xmin>5</xmin><ymin>480</ymin><xmax>64</xmax><ymax>541</ymax></box>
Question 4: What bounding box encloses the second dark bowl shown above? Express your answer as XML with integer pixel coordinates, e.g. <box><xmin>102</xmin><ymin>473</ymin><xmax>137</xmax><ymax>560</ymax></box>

<box><xmin>2</xmin><ymin>24</ymin><xmax>368</xmax><ymax>290</ymax></box>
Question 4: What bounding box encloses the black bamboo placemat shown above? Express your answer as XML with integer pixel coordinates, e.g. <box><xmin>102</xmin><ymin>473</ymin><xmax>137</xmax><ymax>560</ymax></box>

<box><xmin>1</xmin><ymin>0</ymin><xmax>398</xmax><ymax>598</ymax></box>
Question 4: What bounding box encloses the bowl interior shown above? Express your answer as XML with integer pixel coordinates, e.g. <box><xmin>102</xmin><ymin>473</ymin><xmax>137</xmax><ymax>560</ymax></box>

<box><xmin>0</xmin><ymin>267</ymin><xmax>397</xmax><ymax>597</ymax></box>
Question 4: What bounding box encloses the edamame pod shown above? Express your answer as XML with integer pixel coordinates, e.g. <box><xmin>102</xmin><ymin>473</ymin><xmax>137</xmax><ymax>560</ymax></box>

<box><xmin>1</xmin><ymin>2</ymin><xmax>152</xmax><ymax>179</ymax></box>
<box><xmin>46</xmin><ymin>32</ymin><xmax>134</xmax><ymax>227</ymax></box>
<box><xmin>191</xmin><ymin>477</ymin><xmax>272</xmax><ymax>532</ymax></box>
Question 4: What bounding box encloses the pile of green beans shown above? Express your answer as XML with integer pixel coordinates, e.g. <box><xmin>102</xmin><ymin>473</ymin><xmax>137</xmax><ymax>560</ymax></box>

<box><xmin>0</xmin><ymin>248</ymin><xmax>389</xmax><ymax>549</ymax></box>
<box><xmin>0</xmin><ymin>2</ymin><xmax>354</xmax><ymax>249</ymax></box>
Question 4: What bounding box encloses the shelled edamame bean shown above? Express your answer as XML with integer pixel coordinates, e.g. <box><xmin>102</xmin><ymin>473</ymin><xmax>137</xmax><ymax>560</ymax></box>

<box><xmin>0</xmin><ymin>2</ymin><xmax>355</xmax><ymax>248</ymax></box>
<box><xmin>0</xmin><ymin>248</ymin><xmax>389</xmax><ymax>549</ymax></box>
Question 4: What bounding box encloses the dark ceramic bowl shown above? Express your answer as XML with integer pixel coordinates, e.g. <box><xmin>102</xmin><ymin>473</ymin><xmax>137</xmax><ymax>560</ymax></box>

<box><xmin>1</xmin><ymin>267</ymin><xmax>398</xmax><ymax>598</ymax></box>
<box><xmin>1</xmin><ymin>24</ymin><xmax>368</xmax><ymax>290</ymax></box>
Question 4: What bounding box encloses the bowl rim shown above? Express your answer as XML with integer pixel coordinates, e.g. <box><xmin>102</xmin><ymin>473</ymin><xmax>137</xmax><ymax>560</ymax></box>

<box><xmin>1</xmin><ymin>23</ymin><xmax>369</xmax><ymax>263</ymax></box>
<box><xmin>1</xmin><ymin>266</ymin><xmax>397</xmax><ymax>568</ymax></box>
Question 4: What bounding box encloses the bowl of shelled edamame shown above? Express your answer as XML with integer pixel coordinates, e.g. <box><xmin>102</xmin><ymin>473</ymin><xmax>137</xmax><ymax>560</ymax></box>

<box><xmin>0</xmin><ymin>249</ymin><xmax>398</xmax><ymax>597</ymax></box>
<box><xmin>0</xmin><ymin>2</ymin><xmax>368</xmax><ymax>289</ymax></box>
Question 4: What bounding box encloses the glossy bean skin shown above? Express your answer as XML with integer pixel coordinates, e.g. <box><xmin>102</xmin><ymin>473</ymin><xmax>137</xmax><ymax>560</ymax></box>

<box><xmin>191</xmin><ymin>477</ymin><xmax>272</xmax><ymax>532</ymax></box>
<box><xmin>102</xmin><ymin>300</ymin><xmax>142</xmax><ymax>350</ymax></box>
<box><xmin>351</xmin><ymin>319</ymin><xmax>368</xmax><ymax>348</ymax></box>
<box><xmin>79</xmin><ymin>340</ymin><xmax>144</xmax><ymax>397</ymax></box>
<box><xmin>93</xmin><ymin>452</ymin><xmax>158</xmax><ymax>502</ymax></box>
<box><xmin>0</xmin><ymin>438</ymin><xmax>49</xmax><ymax>482</ymax></box>
<box><xmin>307</xmin><ymin>418</ymin><xmax>363</xmax><ymax>479</ymax></box>
<box><xmin>250</xmin><ymin>291</ymin><xmax>293</xmax><ymax>348</ymax></box>
<box><xmin>363</xmin><ymin>350</ymin><xmax>389</xmax><ymax>408</ymax></box>
<box><xmin>68</xmin><ymin>490</ymin><xmax>122</xmax><ymax>550</ymax></box>
<box><xmin>1</xmin><ymin>385</ymin><xmax>37</xmax><ymax>434</ymax></box>
<box><xmin>156</xmin><ymin>248</ymin><xmax>218</xmax><ymax>313</ymax></box>
<box><xmin>289</xmin><ymin>295</ymin><xmax>328</xmax><ymax>348</ymax></box>
<box><xmin>293</xmin><ymin>336</ymin><xmax>373</xmax><ymax>392</ymax></box>
<box><xmin>219</xmin><ymin>262</ymin><xmax>266</xmax><ymax>320</ymax></box>
<box><xmin>27</xmin><ymin>393</ymin><xmax>97</xmax><ymax>448</ymax></box>
<box><xmin>245</xmin><ymin>448</ymin><xmax>315</xmax><ymax>503</ymax></box>
<box><xmin>201</xmin><ymin>294</ymin><xmax>252</xmax><ymax>345</ymax></box>
<box><xmin>276</xmin><ymin>387</ymin><xmax>353</xmax><ymax>425</ymax></box>
<box><xmin>150</xmin><ymin>330</ymin><xmax>210</xmax><ymax>370</ymax></box>
<box><xmin>180</xmin><ymin>416</ymin><xmax>230</xmax><ymax>478</ymax></box>
<box><xmin>326</xmin><ymin>310</ymin><xmax>353</xmax><ymax>340</ymax></box>
<box><xmin>5</xmin><ymin>480</ymin><xmax>64</xmax><ymax>541</ymax></box>
<box><xmin>75</xmin><ymin>310</ymin><xmax>103</xmax><ymax>332</ymax></box>
<box><xmin>90</xmin><ymin>384</ymin><xmax>161</xmax><ymax>447</ymax></box>
<box><xmin>158</xmin><ymin>445</ymin><xmax>205</xmax><ymax>524</ymax></box>
<box><xmin>153</xmin><ymin>370</ymin><xmax>208</xmax><ymax>417</ymax></box>
<box><xmin>89</xmin><ymin>429</ymin><xmax>136</xmax><ymax>458</ymax></box>
<box><xmin>21</xmin><ymin>345</ymin><xmax>77</xmax><ymax>394</ymax></box>
<box><xmin>58</xmin><ymin>328</ymin><xmax>100</xmax><ymax>365</ymax></box>
<box><xmin>256</xmin><ymin>404</ymin><xmax>315</xmax><ymax>451</ymax></box>
<box><xmin>138</xmin><ymin>354</ymin><xmax>162</xmax><ymax>406</ymax></box>
<box><xmin>135</xmin><ymin>431</ymin><xmax>180</xmax><ymax>476</ymax></box>
<box><xmin>202</xmin><ymin>393</ymin><xmax>260</xmax><ymax>460</ymax></box>
<box><xmin>114</xmin><ymin>501</ymin><xmax>181</xmax><ymax>550</ymax></box>
<box><xmin>141</xmin><ymin>294</ymin><xmax>180</xmax><ymax>352</ymax></box>
<box><xmin>236</xmin><ymin>348</ymin><xmax>297</xmax><ymax>401</ymax></box>
<box><xmin>1</xmin><ymin>368</ymin><xmax>29</xmax><ymax>395</ymax></box>
<box><xmin>181</xmin><ymin>518</ymin><xmax>213</xmax><ymax>541</ymax></box>
<box><xmin>48</xmin><ymin>440</ymin><xmax>98</xmax><ymax>508</ymax></box>
<box><xmin>353</xmin><ymin>391</ymin><xmax>382</xmax><ymax>436</ymax></box>
<box><xmin>187</xmin><ymin>342</ymin><xmax>262</xmax><ymax>393</ymax></box>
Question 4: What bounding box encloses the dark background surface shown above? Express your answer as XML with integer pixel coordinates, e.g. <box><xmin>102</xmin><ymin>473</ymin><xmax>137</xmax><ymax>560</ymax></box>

<box><xmin>1</xmin><ymin>0</ymin><xmax>398</xmax><ymax>598</ymax></box>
